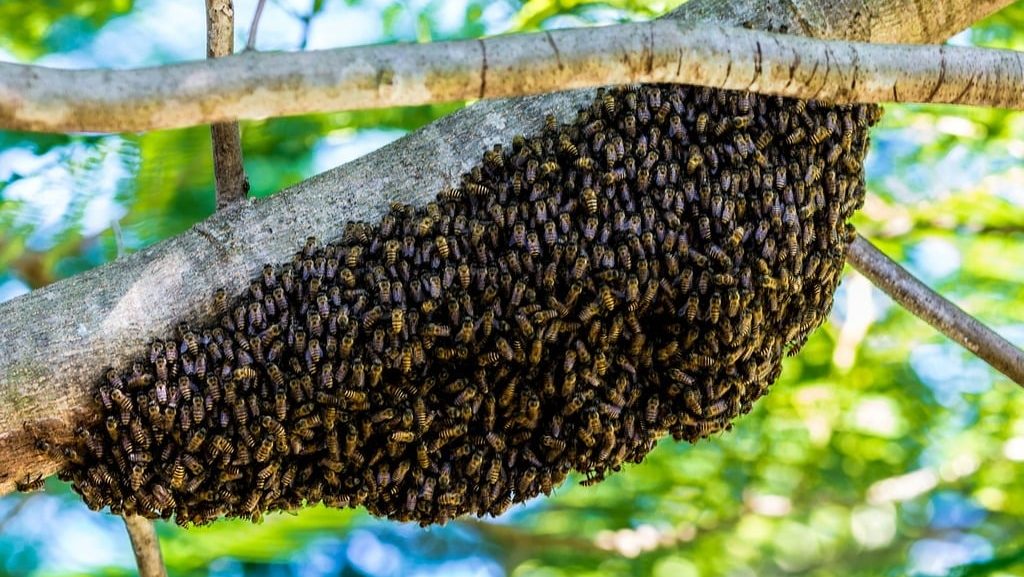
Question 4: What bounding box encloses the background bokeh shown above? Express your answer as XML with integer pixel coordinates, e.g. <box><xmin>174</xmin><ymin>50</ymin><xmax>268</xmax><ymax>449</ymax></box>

<box><xmin>1</xmin><ymin>1</ymin><xmax>1023</xmax><ymax>575</ymax></box>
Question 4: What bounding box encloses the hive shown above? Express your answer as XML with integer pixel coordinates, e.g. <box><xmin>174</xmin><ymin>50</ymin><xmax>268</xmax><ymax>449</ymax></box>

<box><xmin>51</xmin><ymin>84</ymin><xmax>881</xmax><ymax>526</ymax></box>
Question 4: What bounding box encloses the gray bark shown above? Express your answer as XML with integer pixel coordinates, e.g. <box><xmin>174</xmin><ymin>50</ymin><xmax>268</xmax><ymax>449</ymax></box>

<box><xmin>3</xmin><ymin>20</ymin><xmax>1024</xmax><ymax>133</ymax></box>
<box><xmin>0</xmin><ymin>0</ymin><xmax>1014</xmax><ymax>494</ymax></box>
<box><xmin>847</xmin><ymin>237</ymin><xmax>1024</xmax><ymax>384</ymax></box>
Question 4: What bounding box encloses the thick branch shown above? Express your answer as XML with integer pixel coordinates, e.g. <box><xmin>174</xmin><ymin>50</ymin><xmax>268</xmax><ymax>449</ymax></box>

<box><xmin>846</xmin><ymin>235</ymin><xmax>1024</xmax><ymax>385</ymax></box>
<box><xmin>207</xmin><ymin>0</ymin><xmax>249</xmax><ymax>208</ymax></box>
<box><xmin>2</xmin><ymin>21</ymin><xmax>1024</xmax><ymax>133</ymax></box>
<box><xmin>0</xmin><ymin>0</ymin><xmax>1013</xmax><ymax>493</ymax></box>
<box><xmin>123</xmin><ymin>515</ymin><xmax>168</xmax><ymax>577</ymax></box>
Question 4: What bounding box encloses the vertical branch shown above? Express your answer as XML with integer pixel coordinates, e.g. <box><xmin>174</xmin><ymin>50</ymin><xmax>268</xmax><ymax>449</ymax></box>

<box><xmin>846</xmin><ymin>235</ymin><xmax>1024</xmax><ymax>386</ymax></box>
<box><xmin>207</xmin><ymin>0</ymin><xmax>249</xmax><ymax>209</ymax></box>
<box><xmin>122</xmin><ymin>515</ymin><xmax>168</xmax><ymax>577</ymax></box>
<box><xmin>246</xmin><ymin>0</ymin><xmax>268</xmax><ymax>51</ymax></box>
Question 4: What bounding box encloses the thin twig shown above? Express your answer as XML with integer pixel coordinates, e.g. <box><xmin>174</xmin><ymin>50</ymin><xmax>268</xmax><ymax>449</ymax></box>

<box><xmin>207</xmin><ymin>0</ymin><xmax>249</xmax><ymax>208</ymax></box>
<box><xmin>247</xmin><ymin>0</ymin><xmax>268</xmax><ymax>51</ymax></box>
<box><xmin>122</xmin><ymin>515</ymin><xmax>168</xmax><ymax>577</ymax></box>
<box><xmin>297</xmin><ymin>13</ymin><xmax>313</xmax><ymax>50</ymax></box>
<box><xmin>846</xmin><ymin>234</ymin><xmax>1024</xmax><ymax>385</ymax></box>
<box><xmin>3</xmin><ymin>21</ymin><xmax>1024</xmax><ymax>134</ymax></box>
<box><xmin>111</xmin><ymin>218</ymin><xmax>125</xmax><ymax>259</ymax></box>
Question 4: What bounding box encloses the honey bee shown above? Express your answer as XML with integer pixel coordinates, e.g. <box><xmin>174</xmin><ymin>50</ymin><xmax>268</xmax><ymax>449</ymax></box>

<box><xmin>16</xmin><ymin>475</ymin><xmax>45</xmax><ymax>493</ymax></box>
<box><xmin>390</xmin><ymin>431</ymin><xmax>416</xmax><ymax>443</ymax></box>
<box><xmin>695</xmin><ymin>111</ymin><xmax>709</xmax><ymax>134</ymax></box>
<box><xmin>516</xmin><ymin>334</ymin><xmax>542</xmax><ymax>365</ymax></box>
<box><xmin>786</xmin><ymin>127</ymin><xmax>806</xmax><ymax>144</ymax></box>
<box><xmin>486</xmin><ymin>459</ymin><xmax>502</xmax><ymax>485</ymax></box>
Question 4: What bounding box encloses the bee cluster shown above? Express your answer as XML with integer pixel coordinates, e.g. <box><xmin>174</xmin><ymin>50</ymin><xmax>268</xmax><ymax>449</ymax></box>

<box><xmin>55</xmin><ymin>84</ymin><xmax>880</xmax><ymax>526</ymax></box>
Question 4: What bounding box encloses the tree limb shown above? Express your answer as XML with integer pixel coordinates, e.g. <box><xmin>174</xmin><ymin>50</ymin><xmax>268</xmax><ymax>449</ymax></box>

<box><xmin>207</xmin><ymin>0</ymin><xmax>249</xmax><ymax>208</ymax></box>
<box><xmin>846</xmin><ymin>235</ymin><xmax>1024</xmax><ymax>385</ymax></box>
<box><xmin>2</xmin><ymin>19</ymin><xmax>1024</xmax><ymax>134</ymax></box>
<box><xmin>0</xmin><ymin>0</ymin><xmax>1014</xmax><ymax>494</ymax></box>
<box><xmin>122</xmin><ymin>515</ymin><xmax>169</xmax><ymax>577</ymax></box>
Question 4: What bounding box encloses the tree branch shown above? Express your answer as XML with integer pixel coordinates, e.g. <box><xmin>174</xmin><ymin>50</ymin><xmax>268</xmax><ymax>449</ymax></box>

<box><xmin>846</xmin><ymin>235</ymin><xmax>1024</xmax><ymax>385</ymax></box>
<box><xmin>2</xmin><ymin>20</ymin><xmax>1024</xmax><ymax>134</ymax></box>
<box><xmin>0</xmin><ymin>0</ymin><xmax>1014</xmax><ymax>494</ymax></box>
<box><xmin>122</xmin><ymin>515</ymin><xmax>168</xmax><ymax>577</ymax></box>
<box><xmin>245</xmin><ymin>0</ymin><xmax>268</xmax><ymax>51</ymax></box>
<box><xmin>207</xmin><ymin>0</ymin><xmax>249</xmax><ymax>208</ymax></box>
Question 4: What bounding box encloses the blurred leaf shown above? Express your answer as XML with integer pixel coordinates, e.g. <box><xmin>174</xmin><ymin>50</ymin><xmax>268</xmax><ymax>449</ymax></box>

<box><xmin>0</xmin><ymin>0</ymin><xmax>134</xmax><ymax>60</ymax></box>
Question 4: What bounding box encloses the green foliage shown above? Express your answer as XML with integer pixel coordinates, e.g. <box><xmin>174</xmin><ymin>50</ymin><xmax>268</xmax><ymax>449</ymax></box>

<box><xmin>508</xmin><ymin>0</ymin><xmax>683</xmax><ymax>31</ymax></box>
<box><xmin>0</xmin><ymin>0</ymin><xmax>133</xmax><ymax>60</ymax></box>
<box><xmin>0</xmin><ymin>1</ymin><xmax>1023</xmax><ymax>577</ymax></box>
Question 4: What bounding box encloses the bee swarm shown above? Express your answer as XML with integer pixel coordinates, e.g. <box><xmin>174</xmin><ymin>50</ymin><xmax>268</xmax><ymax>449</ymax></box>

<box><xmin>55</xmin><ymin>84</ymin><xmax>880</xmax><ymax>526</ymax></box>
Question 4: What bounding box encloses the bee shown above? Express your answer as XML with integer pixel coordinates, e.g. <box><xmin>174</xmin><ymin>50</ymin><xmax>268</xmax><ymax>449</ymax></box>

<box><xmin>388</xmin><ymin>308</ymin><xmax>405</xmax><ymax>335</ymax></box>
<box><xmin>582</xmin><ymin>119</ymin><xmax>604</xmax><ymax>137</ymax></box>
<box><xmin>110</xmin><ymin>388</ymin><xmax>134</xmax><ymax>419</ymax></box>
<box><xmin>559</xmin><ymin>393</ymin><xmax>584</xmax><ymax>416</ymax></box>
<box><xmin>432</xmin><ymin>235</ymin><xmax>451</xmax><ymax>260</ymax></box>
<box><xmin>390</xmin><ymin>431</ymin><xmax>416</xmax><ymax>443</ymax></box>
<box><xmin>571</xmin><ymin>186</ymin><xmax>598</xmax><ymax>215</ymax></box>
<box><xmin>695</xmin><ymin>111</ymin><xmax>709</xmax><ymax>135</ymax></box>
<box><xmin>539</xmin><ymin>160</ymin><xmax>560</xmax><ymax>178</ymax></box>
<box><xmin>486</xmin><ymin>458</ymin><xmax>503</xmax><ymax>485</ymax></box>
<box><xmin>558</xmin><ymin>134</ymin><xmax>579</xmax><ymax>156</ymax></box>
<box><xmin>810</xmin><ymin>124</ymin><xmax>832</xmax><ymax>145</ymax></box>
<box><xmin>165</xmin><ymin>457</ymin><xmax>187</xmax><ymax>490</ymax></box>
<box><xmin>645</xmin><ymin>395</ymin><xmax>660</xmax><ymax>423</ymax></box>
<box><xmin>593</xmin><ymin>89</ymin><xmax>616</xmax><ymax>116</ymax></box>
<box><xmin>786</xmin><ymin>127</ymin><xmax>806</xmax><ymax>144</ymax></box>
<box><xmin>412</xmin><ymin>216</ymin><xmax>434</xmax><ymax>238</ymax></box>
<box><xmin>368</xmin><ymin>361</ymin><xmax>384</xmax><ymax>388</ymax></box>
<box><xmin>485</xmin><ymin>431</ymin><xmax>507</xmax><ymax>452</ymax></box>
<box><xmin>482</xmin><ymin>148</ymin><xmax>505</xmax><ymax>172</ymax></box>
<box><xmin>16</xmin><ymin>475</ymin><xmax>45</xmax><ymax>493</ymax></box>
<box><xmin>439</xmin><ymin>424</ymin><xmax>467</xmax><ymax>441</ymax></box>
<box><xmin>211</xmin><ymin>288</ymin><xmax>230</xmax><ymax>317</ymax></box>
<box><xmin>416</xmin><ymin>444</ymin><xmax>431</xmax><ymax>469</ymax></box>
<box><xmin>461</xmin><ymin>451</ymin><xmax>486</xmax><ymax>478</ymax></box>
<box><xmin>653</xmin><ymin>99</ymin><xmax>671</xmax><ymax>124</ymax></box>
<box><xmin>575</xmin><ymin>156</ymin><xmax>597</xmax><ymax>171</ymax></box>
<box><xmin>529</xmin><ymin>338</ymin><xmax>544</xmax><ymax>365</ymax></box>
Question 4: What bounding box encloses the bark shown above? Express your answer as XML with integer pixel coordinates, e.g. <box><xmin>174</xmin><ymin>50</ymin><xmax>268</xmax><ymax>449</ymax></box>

<box><xmin>846</xmin><ymin>237</ymin><xmax>1024</xmax><ymax>384</ymax></box>
<box><xmin>2</xmin><ymin>20</ymin><xmax>1024</xmax><ymax>133</ymax></box>
<box><xmin>123</xmin><ymin>515</ymin><xmax>169</xmax><ymax>577</ymax></box>
<box><xmin>0</xmin><ymin>0</ymin><xmax>1014</xmax><ymax>494</ymax></box>
<box><xmin>207</xmin><ymin>0</ymin><xmax>249</xmax><ymax>208</ymax></box>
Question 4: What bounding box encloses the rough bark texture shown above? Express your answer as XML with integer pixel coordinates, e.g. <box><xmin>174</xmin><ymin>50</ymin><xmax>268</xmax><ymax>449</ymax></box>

<box><xmin>0</xmin><ymin>0</ymin><xmax>1014</xmax><ymax>494</ymax></box>
<box><xmin>3</xmin><ymin>21</ymin><xmax>1024</xmax><ymax>133</ymax></box>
